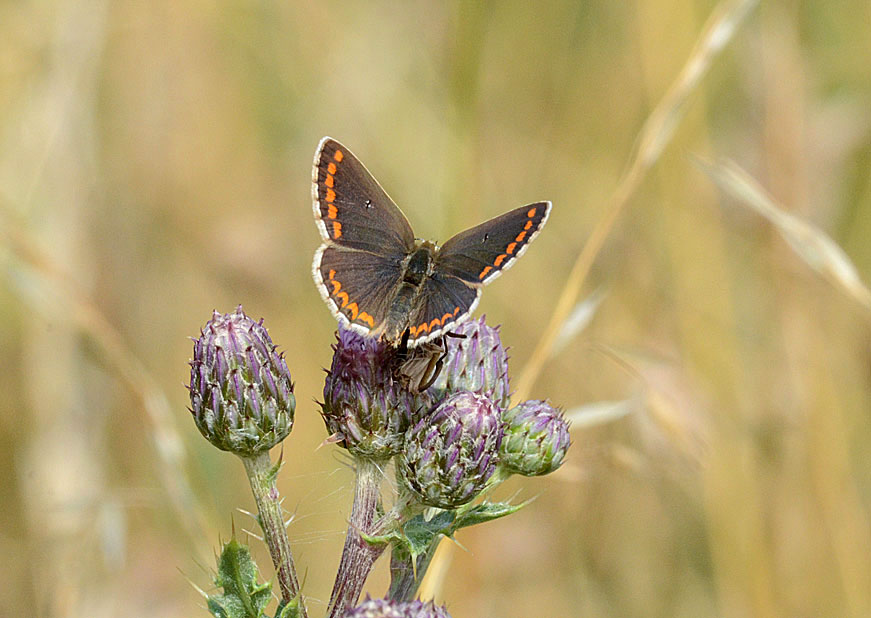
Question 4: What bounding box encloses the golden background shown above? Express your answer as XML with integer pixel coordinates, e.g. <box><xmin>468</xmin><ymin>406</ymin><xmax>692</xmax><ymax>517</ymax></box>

<box><xmin>2</xmin><ymin>0</ymin><xmax>871</xmax><ymax>616</ymax></box>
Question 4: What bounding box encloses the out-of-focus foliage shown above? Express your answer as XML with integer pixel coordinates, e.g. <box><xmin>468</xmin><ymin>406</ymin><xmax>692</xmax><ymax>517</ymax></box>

<box><xmin>2</xmin><ymin>0</ymin><xmax>870</xmax><ymax>616</ymax></box>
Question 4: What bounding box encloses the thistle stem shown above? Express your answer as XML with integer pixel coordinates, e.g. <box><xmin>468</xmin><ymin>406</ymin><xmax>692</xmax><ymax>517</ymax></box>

<box><xmin>241</xmin><ymin>451</ymin><xmax>307</xmax><ymax>617</ymax></box>
<box><xmin>387</xmin><ymin>537</ymin><xmax>441</xmax><ymax>602</ymax></box>
<box><xmin>326</xmin><ymin>458</ymin><xmax>387</xmax><ymax>618</ymax></box>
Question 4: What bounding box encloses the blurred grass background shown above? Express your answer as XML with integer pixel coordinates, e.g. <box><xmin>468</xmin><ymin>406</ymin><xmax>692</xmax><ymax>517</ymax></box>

<box><xmin>2</xmin><ymin>0</ymin><xmax>871</xmax><ymax>616</ymax></box>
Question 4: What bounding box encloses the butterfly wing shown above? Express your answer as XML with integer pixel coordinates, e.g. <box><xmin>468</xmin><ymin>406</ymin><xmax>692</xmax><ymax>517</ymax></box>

<box><xmin>435</xmin><ymin>202</ymin><xmax>551</xmax><ymax>286</ymax></box>
<box><xmin>312</xmin><ymin>137</ymin><xmax>415</xmax><ymax>255</ymax></box>
<box><xmin>313</xmin><ymin>245</ymin><xmax>404</xmax><ymax>336</ymax></box>
<box><xmin>312</xmin><ymin>137</ymin><xmax>419</xmax><ymax>337</ymax></box>
<box><xmin>405</xmin><ymin>271</ymin><xmax>481</xmax><ymax>344</ymax></box>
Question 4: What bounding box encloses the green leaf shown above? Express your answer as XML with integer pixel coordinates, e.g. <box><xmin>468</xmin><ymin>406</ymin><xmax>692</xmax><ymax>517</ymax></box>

<box><xmin>208</xmin><ymin>539</ymin><xmax>273</xmax><ymax>618</ymax></box>
<box><xmin>359</xmin><ymin>528</ymin><xmax>400</xmax><ymax>547</ymax></box>
<box><xmin>275</xmin><ymin>597</ymin><xmax>301</xmax><ymax>618</ymax></box>
<box><xmin>403</xmin><ymin>511</ymin><xmax>456</xmax><ymax>556</ymax></box>
<box><xmin>453</xmin><ymin>501</ymin><xmax>527</xmax><ymax>529</ymax></box>
<box><xmin>207</xmin><ymin>594</ymin><xmax>248</xmax><ymax>618</ymax></box>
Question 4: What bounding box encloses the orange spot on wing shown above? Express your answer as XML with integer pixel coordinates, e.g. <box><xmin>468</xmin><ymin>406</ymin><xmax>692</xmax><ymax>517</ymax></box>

<box><xmin>506</xmin><ymin>242</ymin><xmax>517</xmax><ymax>254</ymax></box>
<box><xmin>330</xmin><ymin>280</ymin><xmax>341</xmax><ymax>293</ymax></box>
<box><xmin>494</xmin><ymin>254</ymin><xmax>507</xmax><ymax>267</ymax></box>
<box><xmin>440</xmin><ymin>312</ymin><xmax>454</xmax><ymax>323</ymax></box>
<box><xmin>453</xmin><ymin>307</ymin><xmax>460</xmax><ymax>316</ymax></box>
<box><xmin>524</xmin><ymin>220</ymin><xmax>533</xmax><ymax>231</ymax></box>
<box><xmin>408</xmin><ymin>325</ymin><xmax>417</xmax><ymax>337</ymax></box>
<box><xmin>336</xmin><ymin>291</ymin><xmax>349</xmax><ymax>307</ymax></box>
<box><xmin>479</xmin><ymin>265</ymin><xmax>493</xmax><ymax>279</ymax></box>
<box><xmin>327</xmin><ymin>162</ymin><xmax>337</xmax><ymax>174</ymax></box>
<box><xmin>416</xmin><ymin>322</ymin><xmax>430</xmax><ymax>334</ymax></box>
<box><xmin>329</xmin><ymin>270</ymin><xmax>336</xmax><ymax>279</ymax></box>
<box><xmin>332</xmin><ymin>221</ymin><xmax>342</xmax><ymax>238</ymax></box>
<box><xmin>327</xmin><ymin>204</ymin><xmax>338</xmax><ymax>219</ymax></box>
<box><xmin>325</xmin><ymin>174</ymin><xmax>334</xmax><ymax>188</ymax></box>
<box><xmin>326</xmin><ymin>188</ymin><xmax>336</xmax><ymax>202</ymax></box>
<box><xmin>346</xmin><ymin>302</ymin><xmax>359</xmax><ymax>319</ymax></box>
<box><xmin>334</xmin><ymin>150</ymin><xmax>344</xmax><ymax>162</ymax></box>
<box><xmin>527</xmin><ymin>207</ymin><xmax>537</xmax><ymax>218</ymax></box>
<box><xmin>515</xmin><ymin>230</ymin><xmax>527</xmax><ymax>242</ymax></box>
<box><xmin>358</xmin><ymin>312</ymin><xmax>375</xmax><ymax>327</ymax></box>
<box><xmin>428</xmin><ymin>317</ymin><xmax>442</xmax><ymax>330</ymax></box>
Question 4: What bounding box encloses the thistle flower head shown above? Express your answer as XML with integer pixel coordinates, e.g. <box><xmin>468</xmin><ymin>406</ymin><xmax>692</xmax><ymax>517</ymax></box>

<box><xmin>419</xmin><ymin>317</ymin><xmax>510</xmax><ymax>411</ymax></box>
<box><xmin>400</xmin><ymin>391</ymin><xmax>502</xmax><ymax>509</ymax></box>
<box><xmin>188</xmin><ymin>306</ymin><xmax>295</xmax><ymax>456</ymax></box>
<box><xmin>501</xmin><ymin>399</ymin><xmax>571</xmax><ymax>476</ymax></box>
<box><xmin>322</xmin><ymin>325</ymin><xmax>414</xmax><ymax>459</ymax></box>
<box><xmin>343</xmin><ymin>597</ymin><xmax>452</xmax><ymax>618</ymax></box>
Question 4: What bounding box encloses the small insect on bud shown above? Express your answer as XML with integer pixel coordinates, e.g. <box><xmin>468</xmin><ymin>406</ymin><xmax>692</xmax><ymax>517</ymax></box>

<box><xmin>400</xmin><ymin>391</ymin><xmax>503</xmax><ymax>509</ymax></box>
<box><xmin>500</xmin><ymin>400</ymin><xmax>571</xmax><ymax>476</ymax></box>
<box><xmin>321</xmin><ymin>325</ymin><xmax>415</xmax><ymax>459</ymax></box>
<box><xmin>343</xmin><ymin>596</ymin><xmax>452</xmax><ymax>618</ymax></box>
<box><xmin>188</xmin><ymin>306</ymin><xmax>295</xmax><ymax>456</ymax></box>
<box><xmin>421</xmin><ymin>317</ymin><xmax>510</xmax><ymax>410</ymax></box>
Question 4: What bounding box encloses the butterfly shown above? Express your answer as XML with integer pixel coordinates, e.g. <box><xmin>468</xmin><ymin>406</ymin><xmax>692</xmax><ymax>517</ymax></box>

<box><xmin>311</xmin><ymin>137</ymin><xmax>551</xmax><ymax>347</ymax></box>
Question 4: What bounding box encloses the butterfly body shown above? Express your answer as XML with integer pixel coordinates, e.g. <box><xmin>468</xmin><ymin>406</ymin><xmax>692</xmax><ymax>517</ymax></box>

<box><xmin>381</xmin><ymin>242</ymin><xmax>433</xmax><ymax>340</ymax></box>
<box><xmin>311</xmin><ymin>137</ymin><xmax>551</xmax><ymax>347</ymax></box>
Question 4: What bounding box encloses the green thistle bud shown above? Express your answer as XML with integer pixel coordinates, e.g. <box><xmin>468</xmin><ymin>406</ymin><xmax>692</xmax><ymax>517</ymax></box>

<box><xmin>188</xmin><ymin>306</ymin><xmax>295</xmax><ymax>456</ymax></box>
<box><xmin>500</xmin><ymin>400</ymin><xmax>571</xmax><ymax>476</ymax></box>
<box><xmin>343</xmin><ymin>596</ymin><xmax>452</xmax><ymax>618</ymax></box>
<box><xmin>400</xmin><ymin>391</ymin><xmax>502</xmax><ymax>509</ymax></box>
<box><xmin>420</xmin><ymin>317</ymin><xmax>510</xmax><ymax>410</ymax></box>
<box><xmin>321</xmin><ymin>325</ymin><xmax>414</xmax><ymax>459</ymax></box>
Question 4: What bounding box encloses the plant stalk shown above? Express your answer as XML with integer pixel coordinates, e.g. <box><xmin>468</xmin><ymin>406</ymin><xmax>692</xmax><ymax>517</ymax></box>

<box><xmin>326</xmin><ymin>458</ymin><xmax>387</xmax><ymax>618</ymax></box>
<box><xmin>241</xmin><ymin>451</ymin><xmax>307</xmax><ymax>618</ymax></box>
<box><xmin>387</xmin><ymin>537</ymin><xmax>441</xmax><ymax>602</ymax></box>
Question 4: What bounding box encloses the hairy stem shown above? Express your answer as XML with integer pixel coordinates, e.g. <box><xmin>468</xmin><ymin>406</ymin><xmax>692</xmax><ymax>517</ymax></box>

<box><xmin>241</xmin><ymin>451</ymin><xmax>307</xmax><ymax>617</ymax></box>
<box><xmin>326</xmin><ymin>458</ymin><xmax>388</xmax><ymax>618</ymax></box>
<box><xmin>387</xmin><ymin>538</ymin><xmax>441</xmax><ymax>602</ymax></box>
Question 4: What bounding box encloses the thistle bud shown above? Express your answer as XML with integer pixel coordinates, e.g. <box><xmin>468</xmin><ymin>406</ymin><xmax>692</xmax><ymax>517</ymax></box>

<box><xmin>421</xmin><ymin>317</ymin><xmax>510</xmax><ymax>410</ymax></box>
<box><xmin>322</xmin><ymin>325</ymin><xmax>414</xmax><ymax>459</ymax></box>
<box><xmin>189</xmin><ymin>307</ymin><xmax>295</xmax><ymax>456</ymax></box>
<box><xmin>500</xmin><ymin>400</ymin><xmax>571</xmax><ymax>476</ymax></box>
<box><xmin>343</xmin><ymin>597</ymin><xmax>452</xmax><ymax>618</ymax></box>
<box><xmin>400</xmin><ymin>391</ymin><xmax>502</xmax><ymax>509</ymax></box>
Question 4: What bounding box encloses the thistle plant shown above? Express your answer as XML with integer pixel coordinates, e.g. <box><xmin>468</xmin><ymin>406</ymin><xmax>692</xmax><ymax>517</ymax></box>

<box><xmin>400</xmin><ymin>391</ymin><xmax>502</xmax><ymax>509</ymax></box>
<box><xmin>343</xmin><ymin>597</ymin><xmax>452</xmax><ymax>618</ymax></box>
<box><xmin>189</xmin><ymin>307</ymin><xmax>304</xmax><ymax>614</ymax></box>
<box><xmin>186</xmin><ymin>309</ymin><xmax>570</xmax><ymax>618</ymax></box>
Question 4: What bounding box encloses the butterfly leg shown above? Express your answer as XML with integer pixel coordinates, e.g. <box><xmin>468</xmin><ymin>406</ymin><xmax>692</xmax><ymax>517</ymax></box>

<box><xmin>415</xmin><ymin>332</ymin><xmax>466</xmax><ymax>391</ymax></box>
<box><xmin>415</xmin><ymin>339</ymin><xmax>445</xmax><ymax>392</ymax></box>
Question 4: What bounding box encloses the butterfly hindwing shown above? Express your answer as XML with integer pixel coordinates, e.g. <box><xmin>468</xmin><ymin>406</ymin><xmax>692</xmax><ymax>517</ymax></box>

<box><xmin>405</xmin><ymin>272</ymin><xmax>481</xmax><ymax>343</ymax></box>
<box><xmin>313</xmin><ymin>245</ymin><xmax>403</xmax><ymax>336</ymax></box>
<box><xmin>435</xmin><ymin>202</ymin><xmax>551</xmax><ymax>286</ymax></box>
<box><xmin>313</xmin><ymin>137</ymin><xmax>415</xmax><ymax>256</ymax></box>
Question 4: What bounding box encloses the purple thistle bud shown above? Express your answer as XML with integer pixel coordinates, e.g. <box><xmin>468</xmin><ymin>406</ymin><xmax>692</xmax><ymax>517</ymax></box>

<box><xmin>501</xmin><ymin>400</ymin><xmax>571</xmax><ymax>476</ymax></box>
<box><xmin>188</xmin><ymin>306</ymin><xmax>295</xmax><ymax>456</ymax></box>
<box><xmin>322</xmin><ymin>325</ymin><xmax>415</xmax><ymax>459</ymax></box>
<box><xmin>343</xmin><ymin>596</ymin><xmax>452</xmax><ymax>618</ymax></box>
<box><xmin>418</xmin><ymin>317</ymin><xmax>510</xmax><ymax>412</ymax></box>
<box><xmin>400</xmin><ymin>391</ymin><xmax>502</xmax><ymax>509</ymax></box>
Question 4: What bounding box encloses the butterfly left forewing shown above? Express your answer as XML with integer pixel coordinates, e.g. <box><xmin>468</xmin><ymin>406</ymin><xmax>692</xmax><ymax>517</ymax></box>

<box><xmin>435</xmin><ymin>201</ymin><xmax>551</xmax><ymax>286</ymax></box>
